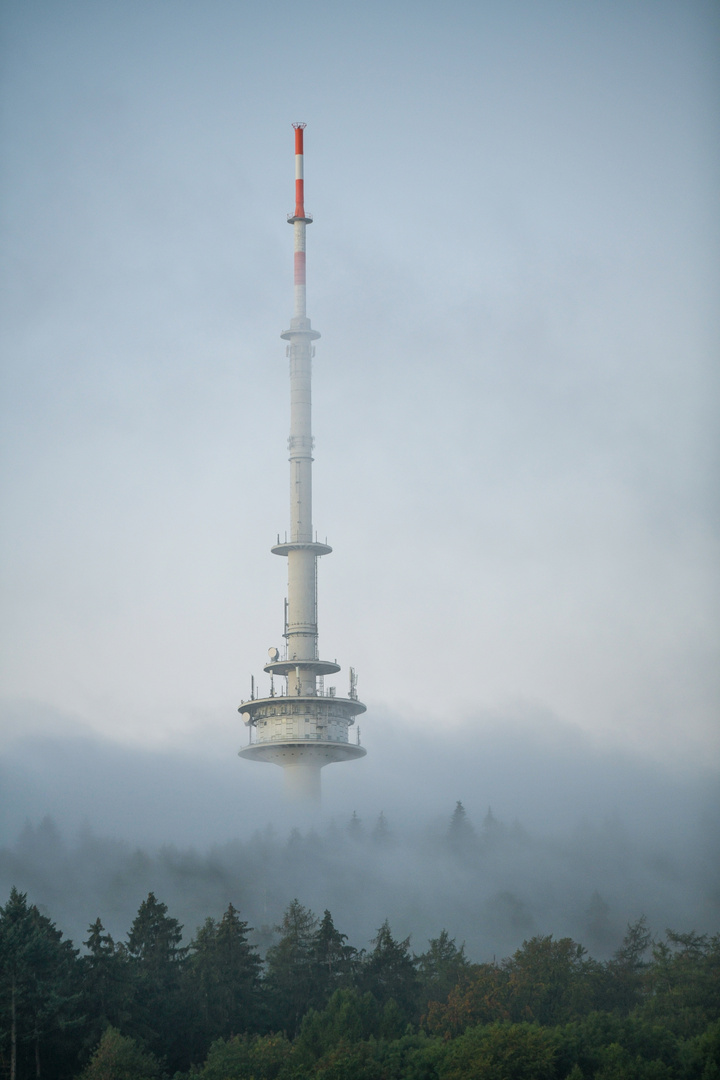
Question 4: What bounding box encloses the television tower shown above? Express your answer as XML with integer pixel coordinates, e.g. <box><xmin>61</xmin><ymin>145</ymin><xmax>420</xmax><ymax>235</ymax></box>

<box><xmin>238</xmin><ymin>123</ymin><xmax>366</xmax><ymax>802</ymax></box>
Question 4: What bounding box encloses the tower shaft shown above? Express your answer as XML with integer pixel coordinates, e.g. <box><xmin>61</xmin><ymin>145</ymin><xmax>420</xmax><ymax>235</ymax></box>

<box><xmin>238</xmin><ymin>124</ymin><xmax>366</xmax><ymax>800</ymax></box>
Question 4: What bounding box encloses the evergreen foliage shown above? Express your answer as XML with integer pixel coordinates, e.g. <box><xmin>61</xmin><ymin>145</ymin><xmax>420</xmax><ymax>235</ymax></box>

<box><xmin>77</xmin><ymin>1027</ymin><xmax>163</xmax><ymax>1080</ymax></box>
<box><xmin>263</xmin><ymin>899</ymin><xmax>319</xmax><ymax>1035</ymax></box>
<box><xmin>346</xmin><ymin>811</ymin><xmax>364</xmax><ymax>842</ymax></box>
<box><xmin>0</xmin><ymin>832</ymin><xmax>718</xmax><ymax>1079</ymax></box>
<box><xmin>447</xmin><ymin>800</ymin><xmax>476</xmax><ymax>849</ymax></box>
<box><xmin>79</xmin><ymin>919</ymin><xmax>133</xmax><ymax>1053</ymax></box>
<box><xmin>415</xmin><ymin>930</ymin><xmax>470</xmax><ymax>1008</ymax></box>
<box><xmin>188</xmin><ymin>902</ymin><xmax>262</xmax><ymax>1051</ymax></box>
<box><xmin>310</xmin><ymin>909</ymin><xmax>358</xmax><ymax>1005</ymax></box>
<box><xmin>358</xmin><ymin>920</ymin><xmax>420</xmax><ymax>1026</ymax></box>
<box><xmin>0</xmin><ymin>887</ymin><xmax>79</xmax><ymax>1080</ymax></box>
<box><xmin>371</xmin><ymin>812</ymin><xmax>391</xmax><ymax>846</ymax></box>
<box><xmin>124</xmin><ymin>891</ymin><xmax>189</xmax><ymax>1070</ymax></box>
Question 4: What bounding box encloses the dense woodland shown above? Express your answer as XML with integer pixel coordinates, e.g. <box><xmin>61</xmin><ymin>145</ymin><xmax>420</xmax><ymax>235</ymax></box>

<box><xmin>1</xmin><ymin>804</ymin><xmax>719</xmax><ymax>1080</ymax></box>
<box><xmin>3</xmin><ymin>798</ymin><xmax>716</xmax><ymax>971</ymax></box>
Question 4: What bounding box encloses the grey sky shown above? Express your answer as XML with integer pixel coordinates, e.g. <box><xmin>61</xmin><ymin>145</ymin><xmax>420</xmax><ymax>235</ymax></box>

<box><xmin>1</xmin><ymin>0</ymin><xmax>718</xmax><ymax>792</ymax></box>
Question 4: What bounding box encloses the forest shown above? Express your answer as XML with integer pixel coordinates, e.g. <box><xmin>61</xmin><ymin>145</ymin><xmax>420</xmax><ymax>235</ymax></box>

<box><xmin>1</xmin><ymin>806</ymin><xmax>719</xmax><ymax>1080</ymax></box>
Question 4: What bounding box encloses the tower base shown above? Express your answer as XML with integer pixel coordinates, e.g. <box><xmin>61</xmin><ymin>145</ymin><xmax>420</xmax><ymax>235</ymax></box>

<box><xmin>238</xmin><ymin>740</ymin><xmax>366</xmax><ymax>803</ymax></box>
<box><xmin>283</xmin><ymin>763</ymin><xmax>322</xmax><ymax>803</ymax></box>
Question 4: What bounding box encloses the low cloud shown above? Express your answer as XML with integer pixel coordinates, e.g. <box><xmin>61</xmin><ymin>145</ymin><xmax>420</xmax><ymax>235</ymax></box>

<box><xmin>1</xmin><ymin>699</ymin><xmax>717</xmax><ymax>963</ymax></box>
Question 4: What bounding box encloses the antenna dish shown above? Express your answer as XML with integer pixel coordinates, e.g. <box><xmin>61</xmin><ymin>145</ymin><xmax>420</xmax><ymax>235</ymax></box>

<box><xmin>268</xmin><ymin>646</ymin><xmax>280</xmax><ymax>662</ymax></box>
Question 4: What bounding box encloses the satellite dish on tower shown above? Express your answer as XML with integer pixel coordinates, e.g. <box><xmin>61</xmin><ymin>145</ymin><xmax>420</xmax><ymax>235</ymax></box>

<box><xmin>268</xmin><ymin>646</ymin><xmax>280</xmax><ymax>662</ymax></box>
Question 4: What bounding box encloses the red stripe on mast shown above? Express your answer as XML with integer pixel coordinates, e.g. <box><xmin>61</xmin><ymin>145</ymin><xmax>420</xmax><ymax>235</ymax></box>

<box><xmin>292</xmin><ymin>122</ymin><xmax>306</xmax><ymax>218</ymax></box>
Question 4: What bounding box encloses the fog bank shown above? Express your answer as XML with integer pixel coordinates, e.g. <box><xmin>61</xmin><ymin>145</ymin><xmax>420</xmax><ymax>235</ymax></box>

<box><xmin>1</xmin><ymin>700</ymin><xmax>717</xmax><ymax>962</ymax></box>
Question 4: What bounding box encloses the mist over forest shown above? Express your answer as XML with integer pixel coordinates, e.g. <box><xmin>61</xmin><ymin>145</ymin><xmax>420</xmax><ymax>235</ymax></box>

<box><xmin>2</xmin><ymin>701</ymin><xmax>717</xmax><ymax>964</ymax></box>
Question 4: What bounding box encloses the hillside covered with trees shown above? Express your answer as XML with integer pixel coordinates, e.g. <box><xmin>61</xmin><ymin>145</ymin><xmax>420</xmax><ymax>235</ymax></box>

<box><xmin>1</xmin><ymin>879</ymin><xmax>719</xmax><ymax>1079</ymax></box>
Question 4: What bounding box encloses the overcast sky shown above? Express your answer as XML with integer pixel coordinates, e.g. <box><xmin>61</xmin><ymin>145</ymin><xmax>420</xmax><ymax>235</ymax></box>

<box><xmin>1</xmin><ymin>0</ymin><xmax>718</xmax><ymax>822</ymax></box>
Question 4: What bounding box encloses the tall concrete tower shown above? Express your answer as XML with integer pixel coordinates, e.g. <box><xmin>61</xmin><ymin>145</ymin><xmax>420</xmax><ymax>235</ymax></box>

<box><xmin>238</xmin><ymin>123</ymin><xmax>366</xmax><ymax>802</ymax></box>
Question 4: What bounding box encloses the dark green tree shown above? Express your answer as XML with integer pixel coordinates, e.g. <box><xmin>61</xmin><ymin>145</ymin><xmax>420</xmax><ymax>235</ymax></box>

<box><xmin>680</xmin><ymin>1017</ymin><xmax>720</xmax><ymax>1080</ymax></box>
<box><xmin>503</xmin><ymin>934</ymin><xmax>598</xmax><ymax>1025</ymax></box>
<box><xmin>295</xmin><ymin>988</ymin><xmax>382</xmax><ymax>1063</ymax></box>
<box><xmin>187</xmin><ymin>903</ymin><xmax>262</xmax><ymax>1054</ymax></box>
<box><xmin>127</xmin><ymin>892</ymin><xmax>186</xmax><ymax>969</ymax></box>
<box><xmin>644</xmin><ymin>929</ymin><xmax>720</xmax><ymax>1036</ymax></box>
<box><xmin>192</xmin><ymin>1031</ymin><xmax>293</xmax><ymax>1080</ymax></box>
<box><xmin>125</xmin><ymin>892</ymin><xmax>188</xmax><ymax>1071</ymax></box>
<box><xmin>309</xmin><ymin>909</ymin><xmax>357</xmax><ymax>1008</ymax></box>
<box><xmin>442</xmin><ymin>1021</ymin><xmax>558</xmax><ymax>1080</ymax></box>
<box><xmin>77</xmin><ymin>1026</ymin><xmax>163</xmax><ymax>1080</ymax></box>
<box><xmin>415</xmin><ymin>929</ymin><xmax>471</xmax><ymax>1008</ymax></box>
<box><xmin>0</xmin><ymin>887</ymin><xmax>80</xmax><ymax>1080</ymax></box>
<box><xmin>79</xmin><ymin>919</ymin><xmax>133</xmax><ymax>1055</ymax></box>
<box><xmin>555</xmin><ymin>1011</ymin><xmax>683</xmax><ymax>1080</ymax></box>
<box><xmin>263</xmin><ymin>900</ymin><xmax>319</xmax><ymax>1036</ymax></box>
<box><xmin>359</xmin><ymin>920</ymin><xmax>420</xmax><ymax>1028</ymax></box>
<box><xmin>604</xmin><ymin>915</ymin><xmax>652</xmax><ymax>1015</ymax></box>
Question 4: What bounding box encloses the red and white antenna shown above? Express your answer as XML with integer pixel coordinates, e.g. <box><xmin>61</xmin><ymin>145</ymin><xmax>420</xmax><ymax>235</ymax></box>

<box><xmin>293</xmin><ymin>122</ymin><xmax>306</xmax><ymax>219</ymax></box>
<box><xmin>288</xmin><ymin>122</ymin><xmax>312</xmax><ymax>322</ymax></box>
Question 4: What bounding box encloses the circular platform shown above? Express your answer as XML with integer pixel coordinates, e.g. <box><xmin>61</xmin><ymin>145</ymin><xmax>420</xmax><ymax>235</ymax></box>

<box><xmin>238</xmin><ymin>693</ymin><xmax>366</xmax><ymax>723</ymax></box>
<box><xmin>271</xmin><ymin>539</ymin><xmax>332</xmax><ymax>557</ymax></box>
<box><xmin>239</xmin><ymin>740</ymin><xmax>366</xmax><ymax>766</ymax></box>
<box><xmin>263</xmin><ymin>658</ymin><xmax>341</xmax><ymax>677</ymax></box>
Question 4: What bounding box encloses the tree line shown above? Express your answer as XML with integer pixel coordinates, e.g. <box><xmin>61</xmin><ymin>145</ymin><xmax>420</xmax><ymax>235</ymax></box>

<box><xmin>1</xmin><ymin>881</ymin><xmax>718</xmax><ymax>1079</ymax></box>
<box><xmin>4</xmin><ymin>800</ymin><xmax>715</xmax><ymax>973</ymax></box>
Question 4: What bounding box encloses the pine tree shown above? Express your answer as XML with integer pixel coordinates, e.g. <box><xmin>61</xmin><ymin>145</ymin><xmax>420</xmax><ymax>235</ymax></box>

<box><xmin>360</xmin><ymin>920</ymin><xmax>420</xmax><ymax>1026</ymax></box>
<box><xmin>264</xmin><ymin>900</ymin><xmax>319</xmax><ymax>1036</ymax></box>
<box><xmin>216</xmin><ymin>903</ymin><xmax>262</xmax><ymax>1025</ymax></box>
<box><xmin>371</xmin><ymin>812</ymin><xmax>392</xmax><ymax>846</ymax></box>
<box><xmin>346</xmin><ymin>811</ymin><xmax>364</xmax><ymax>842</ymax></box>
<box><xmin>80</xmin><ymin>918</ymin><xmax>134</xmax><ymax>1054</ymax></box>
<box><xmin>447</xmin><ymin>801</ymin><xmax>476</xmax><ymax>850</ymax></box>
<box><xmin>125</xmin><ymin>892</ymin><xmax>188</xmax><ymax>1071</ymax></box>
<box><xmin>0</xmin><ymin>887</ymin><xmax>80</xmax><ymax>1080</ymax></box>
<box><xmin>415</xmin><ymin>930</ymin><xmax>470</xmax><ymax>1006</ymax></box>
<box><xmin>127</xmin><ymin>892</ymin><xmax>186</xmax><ymax>970</ymax></box>
<box><xmin>188</xmin><ymin>902</ymin><xmax>262</xmax><ymax>1052</ymax></box>
<box><xmin>645</xmin><ymin>929</ymin><xmax>720</xmax><ymax>1034</ymax></box>
<box><xmin>604</xmin><ymin>915</ymin><xmax>652</xmax><ymax>1014</ymax></box>
<box><xmin>481</xmin><ymin>805</ymin><xmax>508</xmax><ymax>842</ymax></box>
<box><xmin>309</xmin><ymin>910</ymin><xmax>357</xmax><ymax>1007</ymax></box>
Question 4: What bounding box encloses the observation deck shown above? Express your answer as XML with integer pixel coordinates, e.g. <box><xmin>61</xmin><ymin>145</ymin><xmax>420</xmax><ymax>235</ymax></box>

<box><xmin>238</xmin><ymin>691</ymin><xmax>366</xmax><ymax>727</ymax></box>
<box><xmin>263</xmin><ymin>657</ymin><xmax>340</xmax><ymax>678</ymax></box>
<box><xmin>238</xmin><ymin>690</ymin><xmax>366</xmax><ymax>768</ymax></box>
<box><xmin>271</xmin><ymin>539</ymin><xmax>332</xmax><ymax>557</ymax></box>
